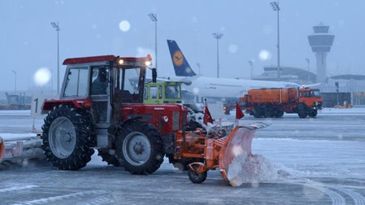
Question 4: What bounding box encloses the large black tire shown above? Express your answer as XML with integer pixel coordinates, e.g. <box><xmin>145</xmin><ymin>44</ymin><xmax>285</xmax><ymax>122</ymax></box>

<box><xmin>98</xmin><ymin>149</ymin><xmax>121</xmax><ymax>167</ymax></box>
<box><xmin>253</xmin><ymin>106</ymin><xmax>264</xmax><ymax>118</ymax></box>
<box><xmin>297</xmin><ymin>104</ymin><xmax>308</xmax><ymax>119</ymax></box>
<box><xmin>115</xmin><ymin>122</ymin><xmax>164</xmax><ymax>175</ymax></box>
<box><xmin>188</xmin><ymin>169</ymin><xmax>207</xmax><ymax>184</ymax></box>
<box><xmin>275</xmin><ymin>110</ymin><xmax>284</xmax><ymax>118</ymax></box>
<box><xmin>308</xmin><ymin>109</ymin><xmax>318</xmax><ymax>118</ymax></box>
<box><xmin>42</xmin><ymin>105</ymin><xmax>95</xmax><ymax>170</ymax></box>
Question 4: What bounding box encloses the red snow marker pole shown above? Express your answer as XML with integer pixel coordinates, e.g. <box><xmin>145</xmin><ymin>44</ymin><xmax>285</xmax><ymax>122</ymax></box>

<box><xmin>203</xmin><ymin>100</ymin><xmax>213</xmax><ymax>125</ymax></box>
<box><xmin>236</xmin><ymin>102</ymin><xmax>244</xmax><ymax>120</ymax></box>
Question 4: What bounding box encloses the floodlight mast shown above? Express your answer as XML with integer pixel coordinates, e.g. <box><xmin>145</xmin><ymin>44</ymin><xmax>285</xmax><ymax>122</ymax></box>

<box><xmin>270</xmin><ymin>1</ymin><xmax>281</xmax><ymax>80</ymax></box>
<box><xmin>212</xmin><ymin>32</ymin><xmax>223</xmax><ymax>78</ymax></box>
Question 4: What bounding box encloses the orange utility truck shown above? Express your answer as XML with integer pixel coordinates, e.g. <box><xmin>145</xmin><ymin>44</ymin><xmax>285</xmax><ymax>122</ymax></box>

<box><xmin>241</xmin><ymin>87</ymin><xmax>322</xmax><ymax>118</ymax></box>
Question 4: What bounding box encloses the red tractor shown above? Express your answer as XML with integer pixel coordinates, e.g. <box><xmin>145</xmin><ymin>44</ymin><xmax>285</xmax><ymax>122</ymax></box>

<box><xmin>41</xmin><ymin>55</ymin><xmax>188</xmax><ymax>174</ymax></box>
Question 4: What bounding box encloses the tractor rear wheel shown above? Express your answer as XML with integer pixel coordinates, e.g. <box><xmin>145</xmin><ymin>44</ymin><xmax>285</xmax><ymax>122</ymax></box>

<box><xmin>42</xmin><ymin>105</ymin><xmax>94</xmax><ymax>170</ymax></box>
<box><xmin>116</xmin><ymin>122</ymin><xmax>164</xmax><ymax>175</ymax></box>
<box><xmin>188</xmin><ymin>169</ymin><xmax>207</xmax><ymax>184</ymax></box>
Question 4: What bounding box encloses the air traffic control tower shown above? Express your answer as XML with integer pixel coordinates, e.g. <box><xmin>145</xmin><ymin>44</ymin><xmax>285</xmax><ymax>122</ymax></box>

<box><xmin>308</xmin><ymin>23</ymin><xmax>335</xmax><ymax>83</ymax></box>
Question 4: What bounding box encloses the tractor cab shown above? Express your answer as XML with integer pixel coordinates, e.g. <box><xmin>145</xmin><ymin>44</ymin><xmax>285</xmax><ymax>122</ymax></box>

<box><xmin>59</xmin><ymin>55</ymin><xmax>151</xmax><ymax>126</ymax></box>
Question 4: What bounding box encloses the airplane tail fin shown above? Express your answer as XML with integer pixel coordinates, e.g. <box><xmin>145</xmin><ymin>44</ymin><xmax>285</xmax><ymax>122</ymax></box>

<box><xmin>167</xmin><ymin>40</ymin><xmax>196</xmax><ymax>77</ymax></box>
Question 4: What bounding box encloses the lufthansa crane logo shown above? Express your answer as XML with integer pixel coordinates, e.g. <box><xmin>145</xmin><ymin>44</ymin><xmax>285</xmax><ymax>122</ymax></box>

<box><xmin>173</xmin><ymin>51</ymin><xmax>184</xmax><ymax>66</ymax></box>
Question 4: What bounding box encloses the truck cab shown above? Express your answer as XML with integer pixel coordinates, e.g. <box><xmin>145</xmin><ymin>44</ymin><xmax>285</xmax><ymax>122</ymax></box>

<box><xmin>298</xmin><ymin>88</ymin><xmax>323</xmax><ymax>110</ymax></box>
<box><xmin>144</xmin><ymin>81</ymin><xmax>182</xmax><ymax>104</ymax></box>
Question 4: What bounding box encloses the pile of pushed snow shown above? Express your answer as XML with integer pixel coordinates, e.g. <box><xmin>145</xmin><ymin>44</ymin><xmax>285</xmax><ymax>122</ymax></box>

<box><xmin>227</xmin><ymin>154</ymin><xmax>286</xmax><ymax>187</ymax></box>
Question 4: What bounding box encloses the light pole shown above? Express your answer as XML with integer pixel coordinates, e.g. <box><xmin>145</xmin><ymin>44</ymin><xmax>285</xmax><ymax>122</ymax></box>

<box><xmin>248</xmin><ymin>60</ymin><xmax>254</xmax><ymax>80</ymax></box>
<box><xmin>270</xmin><ymin>1</ymin><xmax>281</xmax><ymax>80</ymax></box>
<box><xmin>305</xmin><ymin>58</ymin><xmax>310</xmax><ymax>82</ymax></box>
<box><xmin>51</xmin><ymin>22</ymin><xmax>60</xmax><ymax>94</ymax></box>
<box><xmin>148</xmin><ymin>13</ymin><xmax>158</xmax><ymax>69</ymax></box>
<box><xmin>212</xmin><ymin>32</ymin><xmax>223</xmax><ymax>78</ymax></box>
<box><xmin>11</xmin><ymin>70</ymin><xmax>16</xmax><ymax>92</ymax></box>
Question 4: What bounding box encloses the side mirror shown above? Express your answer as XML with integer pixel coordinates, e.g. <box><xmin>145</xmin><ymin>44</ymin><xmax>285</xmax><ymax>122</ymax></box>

<box><xmin>152</xmin><ymin>68</ymin><xmax>157</xmax><ymax>83</ymax></box>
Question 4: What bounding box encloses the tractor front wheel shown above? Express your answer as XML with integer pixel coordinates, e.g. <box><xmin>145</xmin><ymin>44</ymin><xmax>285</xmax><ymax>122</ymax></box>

<box><xmin>42</xmin><ymin>105</ymin><xmax>94</xmax><ymax>170</ymax></box>
<box><xmin>116</xmin><ymin>122</ymin><xmax>164</xmax><ymax>175</ymax></box>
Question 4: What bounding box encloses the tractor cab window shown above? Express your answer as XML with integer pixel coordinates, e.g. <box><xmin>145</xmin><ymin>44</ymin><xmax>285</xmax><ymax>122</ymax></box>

<box><xmin>122</xmin><ymin>68</ymin><xmax>140</xmax><ymax>94</ymax></box>
<box><xmin>63</xmin><ymin>67</ymin><xmax>88</xmax><ymax>97</ymax></box>
<box><xmin>91</xmin><ymin>67</ymin><xmax>109</xmax><ymax>95</ymax></box>
<box><xmin>165</xmin><ymin>85</ymin><xmax>180</xmax><ymax>99</ymax></box>
<box><xmin>115</xmin><ymin>67</ymin><xmax>144</xmax><ymax>103</ymax></box>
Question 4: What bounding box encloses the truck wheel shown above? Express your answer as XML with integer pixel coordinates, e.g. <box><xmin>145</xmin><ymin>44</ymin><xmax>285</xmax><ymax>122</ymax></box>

<box><xmin>116</xmin><ymin>122</ymin><xmax>164</xmax><ymax>175</ymax></box>
<box><xmin>275</xmin><ymin>110</ymin><xmax>284</xmax><ymax>118</ymax></box>
<box><xmin>253</xmin><ymin>106</ymin><xmax>263</xmax><ymax>118</ymax></box>
<box><xmin>308</xmin><ymin>109</ymin><xmax>318</xmax><ymax>118</ymax></box>
<box><xmin>264</xmin><ymin>106</ymin><xmax>274</xmax><ymax>118</ymax></box>
<box><xmin>297</xmin><ymin>104</ymin><xmax>308</xmax><ymax>118</ymax></box>
<box><xmin>98</xmin><ymin>149</ymin><xmax>121</xmax><ymax>167</ymax></box>
<box><xmin>188</xmin><ymin>169</ymin><xmax>207</xmax><ymax>184</ymax></box>
<box><xmin>42</xmin><ymin>105</ymin><xmax>94</xmax><ymax>170</ymax></box>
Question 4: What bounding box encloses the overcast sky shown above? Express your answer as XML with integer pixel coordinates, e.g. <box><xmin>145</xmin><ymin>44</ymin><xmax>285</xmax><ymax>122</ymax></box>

<box><xmin>1</xmin><ymin>0</ymin><xmax>364</xmax><ymax>91</ymax></box>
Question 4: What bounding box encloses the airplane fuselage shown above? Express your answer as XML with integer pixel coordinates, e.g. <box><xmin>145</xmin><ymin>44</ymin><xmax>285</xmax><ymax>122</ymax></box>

<box><xmin>179</xmin><ymin>76</ymin><xmax>299</xmax><ymax>99</ymax></box>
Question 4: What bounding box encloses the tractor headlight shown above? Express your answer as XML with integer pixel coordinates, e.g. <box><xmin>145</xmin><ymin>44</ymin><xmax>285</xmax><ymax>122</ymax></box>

<box><xmin>162</xmin><ymin>115</ymin><xmax>169</xmax><ymax>123</ymax></box>
<box><xmin>145</xmin><ymin>60</ymin><xmax>152</xmax><ymax>67</ymax></box>
<box><xmin>118</xmin><ymin>59</ymin><xmax>124</xmax><ymax>65</ymax></box>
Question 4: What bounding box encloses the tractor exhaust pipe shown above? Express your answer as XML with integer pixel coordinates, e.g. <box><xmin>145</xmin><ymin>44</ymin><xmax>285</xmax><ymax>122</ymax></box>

<box><xmin>152</xmin><ymin>68</ymin><xmax>157</xmax><ymax>83</ymax></box>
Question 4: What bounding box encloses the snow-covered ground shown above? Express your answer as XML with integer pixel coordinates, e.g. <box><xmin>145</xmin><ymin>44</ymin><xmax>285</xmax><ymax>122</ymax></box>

<box><xmin>1</xmin><ymin>108</ymin><xmax>365</xmax><ymax>205</ymax></box>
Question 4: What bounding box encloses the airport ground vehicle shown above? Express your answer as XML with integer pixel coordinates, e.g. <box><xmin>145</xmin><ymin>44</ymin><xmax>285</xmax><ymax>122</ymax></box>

<box><xmin>41</xmin><ymin>55</ymin><xmax>189</xmax><ymax>173</ymax></box>
<box><xmin>143</xmin><ymin>81</ymin><xmax>204</xmax><ymax>131</ymax></box>
<box><xmin>144</xmin><ymin>81</ymin><xmax>182</xmax><ymax>104</ymax></box>
<box><xmin>241</xmin><ymin>87</ymin><xmax>322</xmax><ymax>118</ymax></box>
<box><xmin>40</xmin><ymin>54</ymin><xmax>260</xmax><ymax>185</ymax></box>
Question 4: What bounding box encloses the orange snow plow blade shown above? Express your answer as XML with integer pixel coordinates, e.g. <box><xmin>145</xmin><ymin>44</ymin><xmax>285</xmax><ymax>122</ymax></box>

<box><xmin>218</xmin><ymin>126</ymin><xmax>255</xmax><ymax>184</ymax></box>
<box><xmin>0</xmin><ymin>135</ymin><xmax>43</xmax><ymax>166</ymax></box>
<box><xmin>175</xmin><ymin>122</ymin><xmax>269</xmax><ymax>185</ymax></box>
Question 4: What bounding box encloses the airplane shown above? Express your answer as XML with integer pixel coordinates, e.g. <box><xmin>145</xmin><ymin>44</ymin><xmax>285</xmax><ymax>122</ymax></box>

<box><xmin>167</xmin><ymin>39</ymin><xmax>300</xmax><ymax>103</ymax></box>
